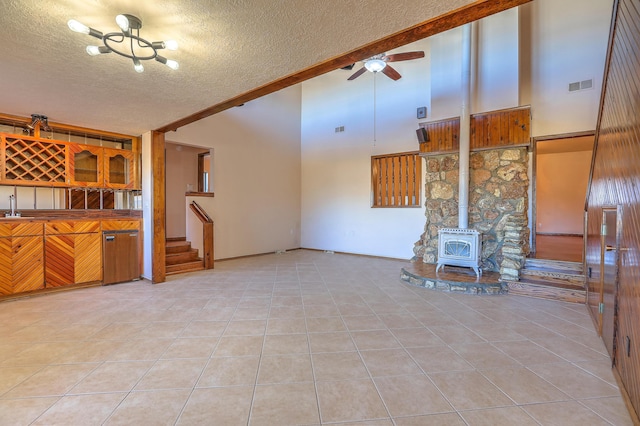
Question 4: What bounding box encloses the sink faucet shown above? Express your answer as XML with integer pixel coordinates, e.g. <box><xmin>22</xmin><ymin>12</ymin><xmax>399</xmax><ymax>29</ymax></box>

<box><xmin>6</xmin><ymin>194</ymin><xmax>19</xmax><ymax>217</ymax></box>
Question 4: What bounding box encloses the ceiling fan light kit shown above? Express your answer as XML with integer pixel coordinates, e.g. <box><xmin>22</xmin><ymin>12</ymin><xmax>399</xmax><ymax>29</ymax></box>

<box><xmin>348</xmin><ymin>50</ymin><xmax>425</xmax><ymax>81</ymax></box>
<box><xmin>364</xmin><ymin>58</ymin><xmax>386</xmax><ymax>73</ymax></box>
<box><xmin>67</xmin><ymin>14</ymin><xmax>179</xmax><ymax>73</ymax></box>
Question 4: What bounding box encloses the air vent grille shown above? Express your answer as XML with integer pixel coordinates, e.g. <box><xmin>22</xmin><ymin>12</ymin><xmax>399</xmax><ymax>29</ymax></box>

<box><xmin>569</xmin><ymin>79</ymin><xmax>593</xmax><ymax>92</ymax></box>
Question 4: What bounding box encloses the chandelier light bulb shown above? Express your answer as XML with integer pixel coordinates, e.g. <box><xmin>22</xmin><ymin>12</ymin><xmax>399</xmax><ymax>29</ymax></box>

<box><xmin>68</xmin><ymin>19</ymin><xmax>90</xmax><ymax>34</ymax></box>
<box><xmin>133</xmin><ymin>59</ymin><xmax>144</xmax><ymax>73</ymax></box>
<box><xmin>115</xmin><ymin>14</ymin><xmax>130</xmax><ymax>32</ymax></box>
<box><xmin>86</xmin><ymin>45</ymin><xmax>110</xmax><ymax>56</ymax></box>
<box><xmin>164</xmin><ymin>40</ymin><xmax>178</xmax><ymax>51</ymax></box>
<box><xmin>156</xmin><ymin>55</ymin><xmax>179</xmax><ymax>70</ymax></box>
<box><xmin>165</xmin><ymin>59</ymin><xmax>179</xmax><ymax>70</ymax></box>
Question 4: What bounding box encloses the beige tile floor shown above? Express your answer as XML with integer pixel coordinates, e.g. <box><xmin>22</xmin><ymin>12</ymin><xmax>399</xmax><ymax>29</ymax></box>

<box><xmin>0</xmin><ymin>249</ymin><xmax>634</xmax><ymax>425</ymax></box>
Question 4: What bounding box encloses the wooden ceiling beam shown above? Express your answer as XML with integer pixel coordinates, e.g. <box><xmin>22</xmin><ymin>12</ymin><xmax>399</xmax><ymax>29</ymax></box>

<box><xmin>155</xmin><ymin>0</ymin><xmax>531</xmax><ymax>133</ymax></box>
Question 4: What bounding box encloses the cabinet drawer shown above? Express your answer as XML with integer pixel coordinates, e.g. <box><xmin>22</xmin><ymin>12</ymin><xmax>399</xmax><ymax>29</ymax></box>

<box><xmin>0</xmin><ymin>222</ymin><xmax>43</xmax><ymax>237</ymax></box>
<box><xmin>45</xmin><ymin>221</ymin><xmax>100</xmax><ymax>235</ymax></box>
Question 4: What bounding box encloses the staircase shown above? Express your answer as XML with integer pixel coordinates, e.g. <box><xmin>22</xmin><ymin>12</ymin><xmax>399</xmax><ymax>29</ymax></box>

<box><xmin>166</xmin><ymin>237</ymin><xmax>205</xmax><ymax>275</ymax></box>
<box><xmin>507</xmin><ymin>258</ymin><xmax>586</xmax><ymax>303</ymax></box>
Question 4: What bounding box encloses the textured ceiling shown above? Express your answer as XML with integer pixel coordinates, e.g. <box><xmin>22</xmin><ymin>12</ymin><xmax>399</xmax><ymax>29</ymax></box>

<box><xmin>0</xmin><ymin>0</ymin><xmax>476</xmax><ymax>135</ymax></box>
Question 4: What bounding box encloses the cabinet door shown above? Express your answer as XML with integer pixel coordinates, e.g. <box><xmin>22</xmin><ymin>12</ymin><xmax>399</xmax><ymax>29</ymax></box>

<box><xmin>0</xmin><ymin>236</ymin><xmax>44</xmax><ymax>294</ymax></box>
<box><xmin>69</xmin><ymin>144</ymin><xmax>103</xmax><ymax>187</ymax></box>
<box><xmin>104</xmin><ymin>148</ymin><xmax>135</xmax><ymax>189</ymax></box>
<box><xmin>75</xmin><ymin>233</ymin><xmax>102</xmax><ymax>283</ymax></box>
<box><xmin>45</xmin><ymin>235</ymin><xmax>75</xmax><ymax>287</ymax></box>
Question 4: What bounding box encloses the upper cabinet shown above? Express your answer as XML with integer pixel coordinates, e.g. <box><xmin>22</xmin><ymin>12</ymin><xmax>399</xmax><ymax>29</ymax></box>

<box><xmin>0</xmin><ymin>132</ymin><xmax>140</xmax><ymax>191</ymax></box>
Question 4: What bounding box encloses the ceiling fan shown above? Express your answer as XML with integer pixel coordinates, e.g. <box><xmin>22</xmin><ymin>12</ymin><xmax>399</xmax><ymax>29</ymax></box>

<box><xmin>347</xmin><ymin>51</ymin><xmax>425</xmax><ymax>81</ymax></box>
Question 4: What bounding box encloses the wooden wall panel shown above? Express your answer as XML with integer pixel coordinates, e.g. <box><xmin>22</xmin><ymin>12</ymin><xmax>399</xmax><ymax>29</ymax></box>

<box><xmin>586</xmin><ymin>0</ymin><xmax>640</xmax><ymax>419</ymax></box>
<box><xmin>419</xmin><ymin>107</ymin><xmax>530</xmax><ymax>154</ymax></box>
<box><xmin>75</xmin><ymin>233</ymin><xmax>102</xmax><ymax>283</ymax></box>
<box><xmin>419</xmin><ymin>118</ymin><xmax>460</xmax><ymax>154</ymax></box>
<box><xmin>45</xmin><ymin>235</ymin><xmax>74</xmax><ymax>288</ymax></box>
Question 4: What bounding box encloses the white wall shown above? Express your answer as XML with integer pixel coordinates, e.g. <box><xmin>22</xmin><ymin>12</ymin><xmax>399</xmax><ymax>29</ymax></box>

<box><xmin>167</xmin><ymin>86</ymin><xmax>302</xmax><ymax>260</ymax></box>
<box><xmin>301</xmin><ymin>39</ymin><xmax>431</xmax><ymax>259</ymax></box>
<box><xmin>524</xmin><ymin>0</ymin><xmax>613</xmax><ymax>136</ymax></box>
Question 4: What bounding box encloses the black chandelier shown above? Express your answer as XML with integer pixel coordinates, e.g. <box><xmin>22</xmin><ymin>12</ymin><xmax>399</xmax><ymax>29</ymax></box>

<box><xmin>68</xmin><ymin>14</ymin><xmax>178</xmax><ymax>73</ymax></box>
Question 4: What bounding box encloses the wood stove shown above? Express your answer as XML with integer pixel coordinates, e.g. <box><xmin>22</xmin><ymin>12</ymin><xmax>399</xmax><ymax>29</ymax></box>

<box><xmin>436</xmin><ymin>228</ymin><xmax>482</xmax><ymax>277</ymax></box>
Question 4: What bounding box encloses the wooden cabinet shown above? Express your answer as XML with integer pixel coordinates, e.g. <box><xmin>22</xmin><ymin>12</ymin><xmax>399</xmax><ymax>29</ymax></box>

<box><xmin>44</xmin><ymin>221</ymin><xmax>101</xmax><ymax>287</ymax></box>
<box><xmin>0</xmin><ymin>217</ymin><xmax>141</xmax><ymax>297</ymax></box>
<box><xmin>0</xmin><ymin>222</ymin><xmax>44</xmax><ymax>295</ymax></box>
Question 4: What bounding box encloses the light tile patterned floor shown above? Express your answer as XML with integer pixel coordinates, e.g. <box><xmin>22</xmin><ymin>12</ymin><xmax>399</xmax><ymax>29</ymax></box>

<box><xmin>0</xmin><ymin>250</ymin><xmax>634</xmax><ymax>425</ymax></box>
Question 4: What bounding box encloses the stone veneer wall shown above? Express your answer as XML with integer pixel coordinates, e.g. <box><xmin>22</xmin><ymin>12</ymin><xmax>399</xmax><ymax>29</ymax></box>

<box><xmin>413</xmin><ymin>147</ymin><xmax>530</xmax><ymax>272</ymax></box>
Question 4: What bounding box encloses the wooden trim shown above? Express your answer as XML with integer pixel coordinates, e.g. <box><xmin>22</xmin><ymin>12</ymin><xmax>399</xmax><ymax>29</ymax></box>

<box><xmin>418</xmin><ymin>143</ymin><xmax>530</xmax><ymax>157</ymax></box>
<box><xmin>533</xmin><ymin>130</ymin><xmax>596</xmax><ymax>142</ymax></box>
<box><xmin>186</xmin><ymin>191</ymin><xmax>215</xmax><ymax>197</ymax></box>
<box><xmin>151</xmin><ymin>131</ymin><xmax>166</xmax><ymax>283</ymax></box>
<box><xmin>155</xmin><ymin>0</ymin><xmax>532</xmax><ymax>133</ymax></box>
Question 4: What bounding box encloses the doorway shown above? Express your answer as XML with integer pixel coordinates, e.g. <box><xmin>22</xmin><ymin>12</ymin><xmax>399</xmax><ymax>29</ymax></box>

<box><xmin>532</xmin><ymin>133</ymin><xmax>594</xmax><ymax>261</ymax></box>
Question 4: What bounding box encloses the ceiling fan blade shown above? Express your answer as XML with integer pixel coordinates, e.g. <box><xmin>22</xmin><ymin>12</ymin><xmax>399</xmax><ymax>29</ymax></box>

<box><xmin>347</xmin><ymin>66</ymin><xmax>367</xmax><ymax>80</ymax></box>
<box><xmin>382</xmin><ymin>64</ymin><xmax>401</xmax><ymax>80</ymax></box>
<box><xmin>341</xmin><ymin>63</ymin><xmax>355</xmax><ymax>70</ymax></box>
<box><xmin>385</xmin><ymin>51</ymin><xmax>425</xmax><ymax>62</ymax></box>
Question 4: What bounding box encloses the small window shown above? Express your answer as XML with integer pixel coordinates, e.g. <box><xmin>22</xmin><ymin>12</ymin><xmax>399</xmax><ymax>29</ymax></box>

<box><xmin>371</xmin><ymin>151</ymin><xmax>422</xmax><ymax>207</ymax></box>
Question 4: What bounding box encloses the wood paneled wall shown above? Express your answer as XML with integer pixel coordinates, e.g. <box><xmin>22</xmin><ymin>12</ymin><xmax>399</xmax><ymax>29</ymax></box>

<box><xmin>419</xmin><ymin>106</ymin><xmax>530</xmax><ymax>154</ymax></box>
<box><xmin>586</xmin><ymin>0</ymin><xmax>640</xmax><ymax>419</ymax></box>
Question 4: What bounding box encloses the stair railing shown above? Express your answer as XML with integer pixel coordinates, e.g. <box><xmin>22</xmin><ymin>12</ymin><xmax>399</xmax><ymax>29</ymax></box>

<box><xmin>189</xmin><ymin>201</ymin><xmax>214</xmax><ymax>269</ymax></box>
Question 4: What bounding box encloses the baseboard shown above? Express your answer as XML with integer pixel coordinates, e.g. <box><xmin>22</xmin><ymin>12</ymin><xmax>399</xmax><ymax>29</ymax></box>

<box><xmin>300</xmin><ymin>247</ymin><xmax>409</xmax><ymax>262</ymax></box>
<box><xmin>215</xmin><ymin>248</ymin><xmax>302</xmax><ymax>262</ymax></box>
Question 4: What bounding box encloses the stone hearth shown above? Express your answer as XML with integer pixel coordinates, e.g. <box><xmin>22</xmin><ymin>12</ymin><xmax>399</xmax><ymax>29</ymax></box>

<box><xmin>401</xmin><ymin>262</ymin><xmax>507</xmax><ymax>295</ymax></box>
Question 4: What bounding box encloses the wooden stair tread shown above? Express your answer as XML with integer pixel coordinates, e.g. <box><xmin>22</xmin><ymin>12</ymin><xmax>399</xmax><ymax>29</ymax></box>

<box><xmin>508</xmin><ymin>281</ymin><xmax>586</xmax><ymax>304</ymax></box>
<box><xmin>166</xmin><ymin>241</ymin><xmax>192</xmax><ymax>254</ymax></box>
<box><xmin>165</xmin><ymin>250</ymin><xmax>200</xmax><ymax>265</ymax></box>
<box><xmin>166</xmin><ymin>260</ymin><xmax>204</xmax><ymax>274</ymax></box>
<box><xmin>166</xmin><ymin>237</ymin><xmax>187</xmax><ymax>243</ymax></box>
<box><xmin>525</xmin><ymin>258</ymin><xmax>583</xmax><ymax>273</ymax></box>
<box><xmin>520</xmin><ymin>270</ymin><xmax>585</xmax><ymax>286</ymax></box>
<box><xmin>516</xmin><ymin>277</ymin><xmax>585</xmax><ymax>291</ymax></box>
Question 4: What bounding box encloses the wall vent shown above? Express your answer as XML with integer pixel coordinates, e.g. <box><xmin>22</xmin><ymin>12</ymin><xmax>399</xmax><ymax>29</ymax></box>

<box><xmin>335</xmin><ymin>126</ymin><xmax>345</xmax><ymax>133</ymax></box>
<box><xmin>569</xmin><ymin>79</ymin><xmax>593</xmax><ymax>92</ymax></box>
